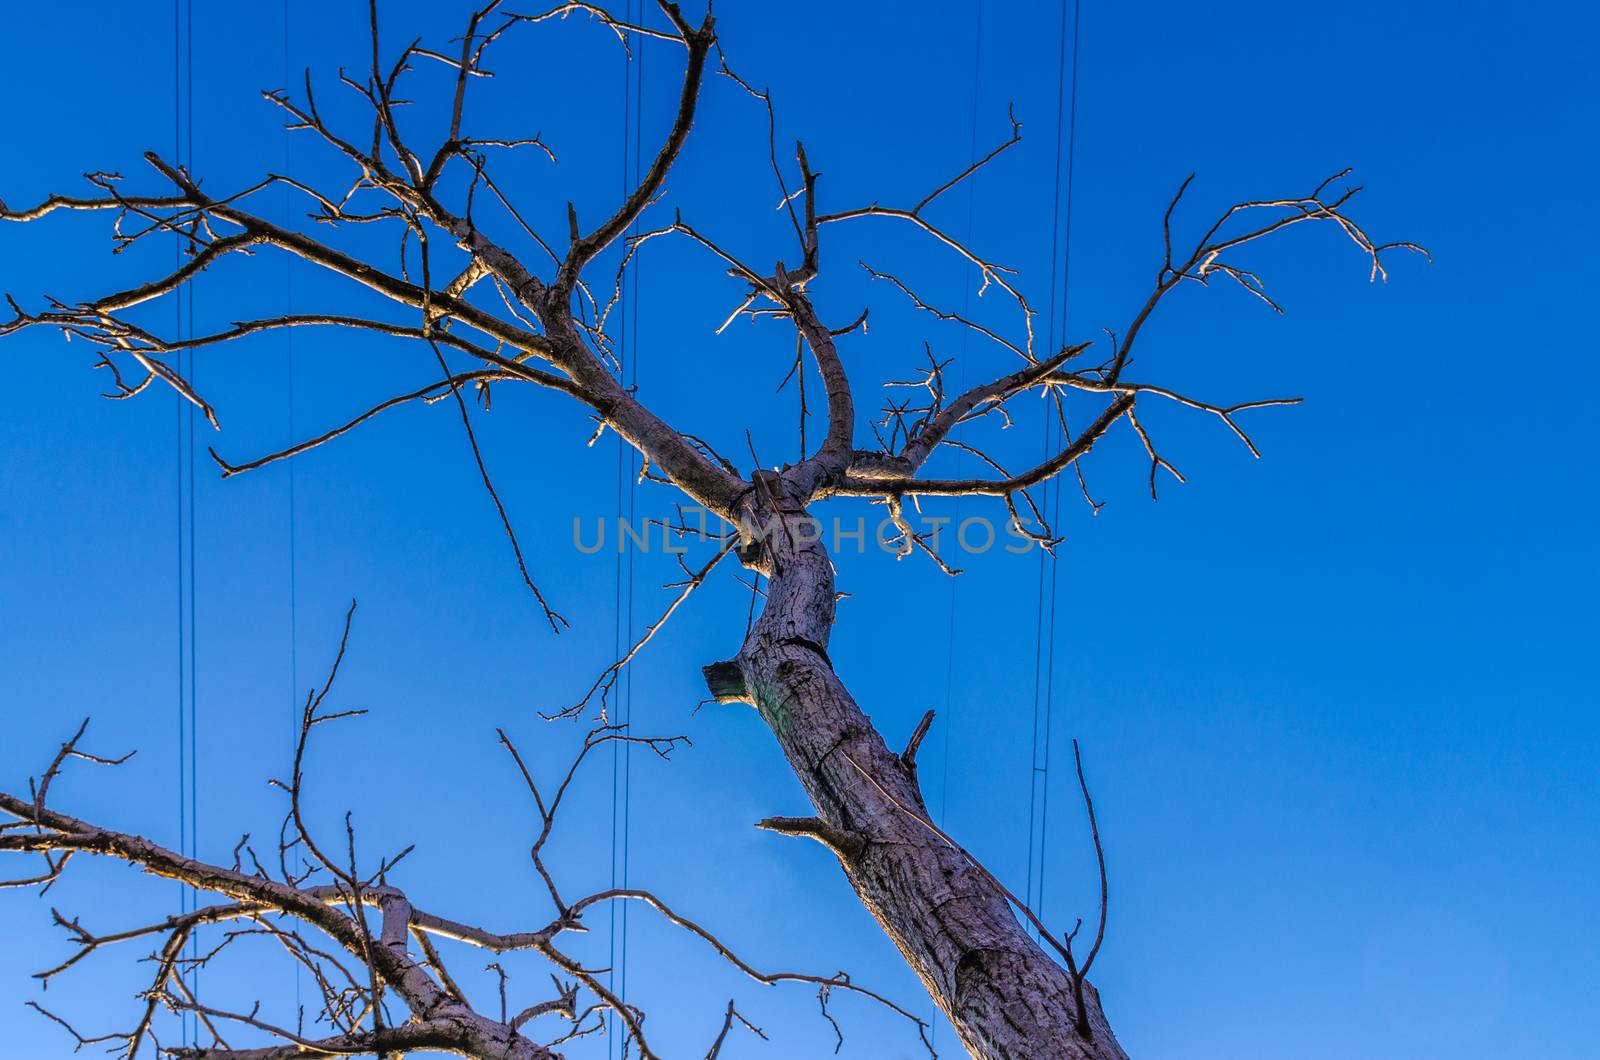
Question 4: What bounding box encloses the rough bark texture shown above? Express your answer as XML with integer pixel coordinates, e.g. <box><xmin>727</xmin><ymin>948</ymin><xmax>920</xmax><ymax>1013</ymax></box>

<box><xmin>713</xmin><ymin>490</ymin><xmax>1129</xmax><ymax>1060</ymax></box>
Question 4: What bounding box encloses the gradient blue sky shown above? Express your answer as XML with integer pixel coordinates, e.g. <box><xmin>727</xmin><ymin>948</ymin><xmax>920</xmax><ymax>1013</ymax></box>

<box><xmin>2</xmin><ymin>1</ymin><xmax>1596</xmax><ymax>1057</ymax></box>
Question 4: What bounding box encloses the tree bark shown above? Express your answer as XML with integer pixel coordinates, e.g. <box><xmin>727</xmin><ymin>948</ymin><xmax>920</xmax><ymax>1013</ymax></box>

<box><xmin>708</xmin><ymin>493</ymin><xmax>1129</xmax><ymax>1060</ymax></box>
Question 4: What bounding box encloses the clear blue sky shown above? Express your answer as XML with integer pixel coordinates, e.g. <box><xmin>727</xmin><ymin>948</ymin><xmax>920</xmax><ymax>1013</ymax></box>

<box><xmin>1</xmin><ymin>1</ymin><xmax>1595</xmax><ymax>1057</ymax></box>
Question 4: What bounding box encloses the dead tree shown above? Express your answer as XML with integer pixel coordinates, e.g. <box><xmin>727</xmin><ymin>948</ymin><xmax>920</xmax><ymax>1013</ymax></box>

<box><xmin>0</xmin><ymin>2</ymin><xmax>1424</xmax><ymax>1057</ymax></box>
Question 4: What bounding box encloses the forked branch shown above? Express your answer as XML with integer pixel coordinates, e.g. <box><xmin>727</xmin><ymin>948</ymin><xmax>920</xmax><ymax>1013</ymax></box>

<box><xmin>0</xmin><ymin>615</ymin><xmax>931</xmax><ymax>1059</ymax></box>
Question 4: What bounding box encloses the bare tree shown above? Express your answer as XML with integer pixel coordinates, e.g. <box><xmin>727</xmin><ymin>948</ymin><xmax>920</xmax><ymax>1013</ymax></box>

<box><xmin>0</xmin><ymin>3</ymin><xmax>1424</xmax><ymax>1057</ymax></box>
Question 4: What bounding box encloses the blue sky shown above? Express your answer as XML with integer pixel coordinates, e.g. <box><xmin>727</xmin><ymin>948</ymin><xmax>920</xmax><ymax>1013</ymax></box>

<box><xmin>1</xmin><ymin>1</ymin><xmax>1596</xmax><ymax>1057</ymax></box>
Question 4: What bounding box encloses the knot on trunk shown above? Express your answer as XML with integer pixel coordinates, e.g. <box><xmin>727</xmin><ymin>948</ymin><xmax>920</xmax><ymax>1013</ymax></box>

<box><xmin>756</xmin><ymin>815</ymin><xmax>867</xmax><ymax>861</ymax></box>
<box><xmin>701</xmin><ymin>659</ymin><xmax>749</xmax><ymax>704</ymax></box>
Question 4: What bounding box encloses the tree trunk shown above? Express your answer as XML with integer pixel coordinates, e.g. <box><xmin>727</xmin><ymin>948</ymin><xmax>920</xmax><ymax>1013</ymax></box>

<box><xmin>706</xmin><ymin>496</ymin><xmax>1129</xmax><ymax>1060</ymax></box>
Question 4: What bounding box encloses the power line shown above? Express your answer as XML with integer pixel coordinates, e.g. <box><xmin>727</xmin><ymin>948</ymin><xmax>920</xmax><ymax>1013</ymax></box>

<box><xmin>173</xmin><ymin>0</ymin><xmax>200</xmax><ymax>1043</ymax></box>
<box><xmin>282</xmin><ymin>0</ymin><xmax>302</xmax><ymax>1019</ymax></box>
<box><xmin>609</xmin><ymin>7</ymin><xmax>644</xmax><ymax>1054</ymax></box>
<box><xmin>1026</xmin><ymin>0</ymin><xmax>1083</xmax><ymax>930</ymax></box>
